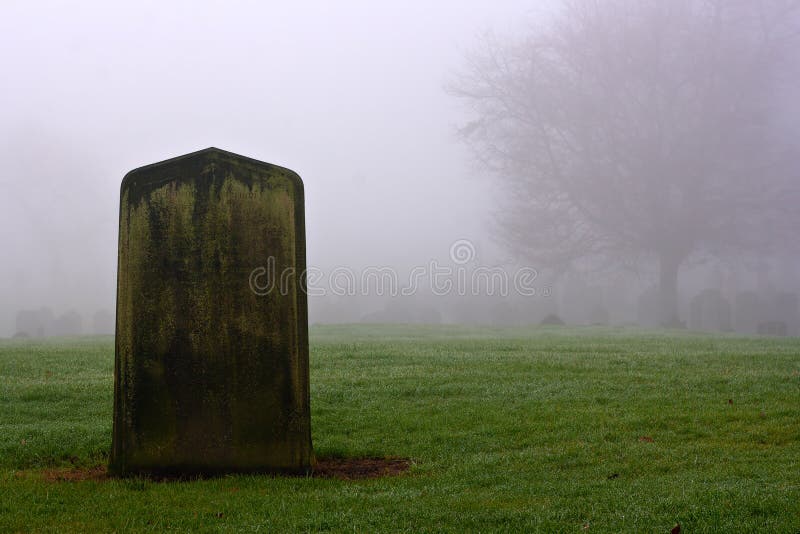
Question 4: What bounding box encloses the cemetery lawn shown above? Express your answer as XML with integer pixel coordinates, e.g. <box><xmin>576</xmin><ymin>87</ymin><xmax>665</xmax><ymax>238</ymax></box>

<box><xmin>1</xmin><ymin>325</ymin><xmax>799</xmax><ymax>533</ymax></box>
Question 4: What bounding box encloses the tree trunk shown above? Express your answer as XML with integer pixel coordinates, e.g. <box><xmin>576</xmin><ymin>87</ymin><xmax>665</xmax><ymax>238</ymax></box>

<box><xmin>658</xmin><ymin>253</ymin><xmax>682</xmax><ymax>328</ymax></box>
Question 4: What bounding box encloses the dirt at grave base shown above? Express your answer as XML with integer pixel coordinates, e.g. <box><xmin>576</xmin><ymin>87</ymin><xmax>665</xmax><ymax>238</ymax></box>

<box><xmin>37</xmin><ymin>457</ymin><xmax>412</xmax><ymax>483</ymax></box>
<box><xmin>310</xmin><ymin>457</ymin><xmax>411</xmax><ymax>480</ymax></box>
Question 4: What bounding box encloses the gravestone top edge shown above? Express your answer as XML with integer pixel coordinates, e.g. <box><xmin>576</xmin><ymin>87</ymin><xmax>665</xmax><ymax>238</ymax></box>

<box><xmin>120</xmin><ymin>147</ymin><xmax>304</xmax><ymax>194</ymax></box>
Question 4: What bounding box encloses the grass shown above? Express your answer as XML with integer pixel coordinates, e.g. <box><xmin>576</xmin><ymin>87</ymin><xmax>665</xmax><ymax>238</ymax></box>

<box><xmin>1</xmin><ymin>324</ymin><xmax>799</xmax><ymax>532</ymax></box>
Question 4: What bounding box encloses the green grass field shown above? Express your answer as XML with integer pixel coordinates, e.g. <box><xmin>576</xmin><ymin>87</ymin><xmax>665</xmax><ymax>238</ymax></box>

<box><xmin>1</xmin><ymin>325</ymin><xmax>799</xmax><ymax>532</ymax></box>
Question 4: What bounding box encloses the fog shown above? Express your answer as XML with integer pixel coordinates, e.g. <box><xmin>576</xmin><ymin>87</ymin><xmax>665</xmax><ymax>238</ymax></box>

<box><xmin>0</xmin><ymin>1</ymin><xmax>541</xmax><ymax>336</ymax></box>
<box><xmin>2</xmin><ymin>0</ymin><xmax>799</xmax><ymax>337</ymax></box>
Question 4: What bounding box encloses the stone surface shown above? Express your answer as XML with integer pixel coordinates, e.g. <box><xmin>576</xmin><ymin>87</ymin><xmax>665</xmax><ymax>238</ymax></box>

<box><xmin>110</xmin><ymin>147</ymin><xmax>312</xmax><ymax>476</ymax></box>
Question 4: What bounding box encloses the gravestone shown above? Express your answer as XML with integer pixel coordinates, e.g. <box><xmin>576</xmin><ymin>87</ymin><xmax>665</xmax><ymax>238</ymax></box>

<box><xmin>689</xmin><ymin>289</ymin><xmax>732</xmax><ymax>332</ymax></box>
<box><xmin>110</xmin><ymin>148</ymin><xmax>313</xmax><ymax>476</ymax></box>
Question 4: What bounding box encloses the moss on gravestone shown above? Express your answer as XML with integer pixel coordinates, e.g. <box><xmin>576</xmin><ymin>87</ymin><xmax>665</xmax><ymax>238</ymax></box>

<box><xmin>110</xmin><ymin>148</ymin><xmax>313</xmax><ymax>476</ymax></box>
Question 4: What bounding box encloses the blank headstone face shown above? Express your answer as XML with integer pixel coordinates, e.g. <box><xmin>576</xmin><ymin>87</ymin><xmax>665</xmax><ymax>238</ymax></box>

<box><xmin>110</xmin><ymin>148</ymin><xmax>312</xmax><ymax>476</ymax></box>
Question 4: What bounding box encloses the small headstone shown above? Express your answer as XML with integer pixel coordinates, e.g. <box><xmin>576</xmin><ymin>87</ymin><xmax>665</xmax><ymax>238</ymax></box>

<box><xmin>110</xmin><ymin>148</ymin><xmax>313</xmax><ymax>476</ymax></box>
<box><xmin>689</xmin><ymin>289</ymin><xmax>732</xmax><ymax>332</ymax></box>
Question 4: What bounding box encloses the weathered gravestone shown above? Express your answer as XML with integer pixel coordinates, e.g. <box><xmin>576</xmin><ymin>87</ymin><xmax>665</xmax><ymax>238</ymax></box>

<box><xmin>110</xmin><ymin>148</ymin><xmax>313</xmax><ymax>476</ymax></box>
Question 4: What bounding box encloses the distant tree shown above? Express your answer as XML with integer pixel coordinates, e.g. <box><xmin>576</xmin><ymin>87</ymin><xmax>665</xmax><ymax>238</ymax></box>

<box><xmin>450</xmin><ymin>0</ymin><xmax>800</xmax><ymax>324</ymax></box>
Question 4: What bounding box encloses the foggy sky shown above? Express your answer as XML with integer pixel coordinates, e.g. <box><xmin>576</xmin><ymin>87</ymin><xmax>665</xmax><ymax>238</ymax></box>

<box><xmin>0</xmin><ymin>1</ymin><xmax>540</xmax><ymax>336</ymax></box>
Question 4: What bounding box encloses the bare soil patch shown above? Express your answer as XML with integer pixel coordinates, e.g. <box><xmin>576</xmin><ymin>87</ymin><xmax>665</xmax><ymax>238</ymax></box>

<box><xmin>312</xmin><ymin>456</ymin><xmax>412</xmax><ymax>480</ymax></box>
<box><xmin>41</xmin><ymin>465</ymin><xmax>108</xmax><ymax>482</ymax></box>
<box><xmin>35</xmin><ymin>457</ymin><xmax>412</xmax><ymax>482</ymax></box>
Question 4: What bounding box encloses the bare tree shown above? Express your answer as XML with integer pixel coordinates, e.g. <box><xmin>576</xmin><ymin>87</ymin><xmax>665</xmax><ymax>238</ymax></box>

<box><xmin>450</xmin><ymin>0</ymin><xmax>800</xmax><ymax>324</ymax></box>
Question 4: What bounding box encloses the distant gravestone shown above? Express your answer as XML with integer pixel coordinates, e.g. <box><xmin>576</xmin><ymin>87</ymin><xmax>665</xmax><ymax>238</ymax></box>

<box><xmin>689</xmin><ymin>289</ymin><xmax>732</xmax><ymax>332</ymax></box>
<box><xmin>110</xmin><ymin>148</ymin><xmax>313</xmax><ymax>476</ymax></box>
